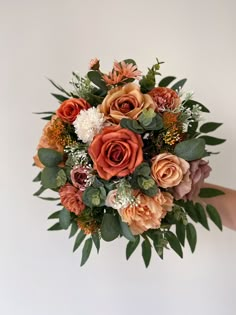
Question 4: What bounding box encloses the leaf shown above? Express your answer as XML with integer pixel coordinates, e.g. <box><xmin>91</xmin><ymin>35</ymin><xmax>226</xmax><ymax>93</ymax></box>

<box><xmin>73</xmin><ymin>230</ymin><xmax>86</xmax><ymax>252</ymax></box>
<box><xmin>69</xmin><ymin>221</ymin><xmax>79</xmax><ymax>238</ymax></box>
<box><xmin>87</xmin><ymin>71</ymin><xmax>107</xmax><ymax>91</ymax></box>
<box><xmin>199</xmin><ymin>188</ymin><xmax>225</xmax><ymax>198</ymax></box>
<box><xmin>48</xmin><ymin>222</ymin><xmax>63</xmax><ymax>231</ymax></box>
<box><xmin>171</xmin><ymin>78</ymin><xmax>187</xmax><ymax>92</ymax></box>
<box><xmin>51</xmin><ymin>93</ymin><xmax>68</xmax><ymax>102</ymax></box>
<box><xmin>184</xmin><ymin>201</ymin><xmax>199</xmax><ymax>222</ymax></box>
<box><xmin>47</xmin><ymin>78</ymin><xmax>71</xmax><ymax>97</ymax></box>
<box><xmin>142</xmin><ymin>239</ymin><xmax>152</xmax><ymax>267</ymax></box>
<box><xmin>38</xmin><ymin>148</ymin><xmax>63</xmax><ymax>167</ymax></box>
<box><xmin>186</xmin><ymin>223</ymin><xmax>197</xmax><ymax>253</ymax></box>
<box><xmin>41</xmin><ymin>167</ymin><xmax>61</xmax><ymax>189</ymax></box>
<box><xmin>200</xmin><ymin>122</ymin><xmax>223</xmax><ymax>133</ymax></box>
<box><xmin>38</xmin><ymin>196</ymin><xmax>60</xmax><ymax>201</ymax></box>
<box><xmin>92</xmin><ymin>233</ymin><xmax>100</xmax><ymax>253</ymax></box>
<box><xmin>41</xmin><ymin>115</ymin><xmax>53</xmax><ymax>120</ymax></box>
<box><xmin>198</xmin><ymin>135</ymin><xmax>226</xmax><ymax>145</ymax></box>
<box><xmin>174</xmin><ymin>138</ymin><xmax>206</xmax><ymax>161</ymax></box>
<box><xmin>126</xmin><ymin>235</ymin><xmax>140</xmax><ymax>260</ymax></box>
<box><xmin>176</xmin><ymin>222</ymin><xmax>186</xmax><ymax>247</ymax></box>
<box><xmin>80</xmin><ymin>238</ymin><xmax>93</xmax><ymax>266</ymax></box>
<box><xmin>59</xmin><ymin>208</ymin><xmax>71</xmax><ymax>230</ymax></box>
<box><xmin>33</xmin><ymin>172</ymin><xmax>41</xmax><ymax>182</ymax></box>
<box><xmin>48</xmin><ymin>210</ymin><xmax>61</xmax><ymax>220</ymax></box>
<box><xmin>33</xmin><ymin>185</ymin><xmax>47</xmax><ymax>196</ymax></box>
<box><xmin>120</xmin><ymin>118</ymin><xmax>144</xmax><ymax>134</ymax></box>
<box><xmin>118</xmin><ymin>216</ymin><xmax>135</xmax><ymax>242</ymax></box>
<box><xmin>165</xmin><ymin>231</ymin><xmax>183</xmax><ymax>258</ymax></box>
<box><xmin>184</xmin><ymin>99</ymin><xmax>210</xmax><ymax>113</ymax></box>
<box><xmin>101</xmin><ymin>213</ymin><xmax>120</xmax><ymax>242</ymax></box>
<box><xmin>195</xmin><ymin>203</ymin><xmax>209</xmax><ymax>230</ymax></box>
<box><xmin>34</xmin><ymin>111</ymin><xmax>55</xmax><ymax>115</ymax></box>
<box><xmin>206</xmin><ymin>204</ymin><xmax>223</xmax><ymax>231</ymax></box>
<box><xmin>158</xmin><ymin>76</ymin><xmax>176</xmax><ymax>87</ymax></box>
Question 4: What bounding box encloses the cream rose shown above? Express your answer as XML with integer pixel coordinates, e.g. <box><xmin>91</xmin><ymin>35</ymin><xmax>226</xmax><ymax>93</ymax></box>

<box><xmin>151</xmin><ymin>153</ymin><xmax>190</xmax><ymax>188</ymax></box>
<box><xmin>99</xmin><ymin>83</ymin><xmax>156</xmax><ymax>124</ymax></box>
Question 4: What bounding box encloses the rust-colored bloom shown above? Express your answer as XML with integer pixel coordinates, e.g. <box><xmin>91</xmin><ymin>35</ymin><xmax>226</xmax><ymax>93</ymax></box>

<box><xmin>59</xmin><ymin>183</ymin><xmax>85</xmax><ymax>215</ymax></box>
<box><xmin>88</xmin><ymin>125</ymin><xmax>143</xmax><ymax>180</ymax></box>
<box><xmin>119</xmin><ymin>191</ymin><xmax>164</xmax><ymax>235</ymax></box>
<box><xmin>56</xmin><ymin>98</ymin><xmax>91</xmax><ymax>124</ymax></box>
<box><xmin>148</xmin><ymin>87</ymin><xmax>181</xmax><ymax>112</ymax></box>
<box><xmin>151</xmin><ymin>153</ymin><xmax>190</xmax><ymax>188</ymax></box>
<box><xmin>99</xmin><ymin>83</ymin><xmax>156</xmax><ymax>124</ymax></box>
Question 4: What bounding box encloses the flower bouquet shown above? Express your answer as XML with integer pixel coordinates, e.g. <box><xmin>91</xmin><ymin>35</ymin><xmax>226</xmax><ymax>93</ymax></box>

<box><xmin>33</xmin><ymin>58</ymin><xmax>225</xmax><ymax>267</ymax></box>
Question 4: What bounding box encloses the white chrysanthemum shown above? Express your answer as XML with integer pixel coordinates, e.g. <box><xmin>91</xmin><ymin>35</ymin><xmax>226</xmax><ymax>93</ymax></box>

<box><xmin>73</xmin><ymin>108</ymin><xmax>105</xmax><ymax>143</ymax></box>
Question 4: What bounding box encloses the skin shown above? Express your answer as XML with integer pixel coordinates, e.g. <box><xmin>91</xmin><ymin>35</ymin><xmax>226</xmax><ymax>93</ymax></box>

<box><xmin>199</xmin><ymin>183</ymin><xmax>236</xmax><ymax>231</ymax></box>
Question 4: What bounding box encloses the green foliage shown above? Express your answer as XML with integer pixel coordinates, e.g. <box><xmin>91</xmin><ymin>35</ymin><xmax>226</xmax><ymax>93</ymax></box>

<box><xmin>126</xmin><ymin>235</ymin><xmax>140</xmax><ymax>260</ymax></box>
<box><xmin>165</xmin><ymin>231</ymin><xmax>183</xmax><ymax>258</ymax></box>
<box><xmin>33</xmin><ymin>172</ymin><xmax>41</xmax><ymax>182</ymax></box>
<box><xmin>199</xmin><ymin>135</ymin><xmax>226</xmax><ymax>145</ymax></box>
<box><xmin>158</xmin><ymin>76</ymin><xmax>176</xmax><ymax>87</ymax></box>
<box><xmin>206</xmin><ymin>204</ymin><xmax>223</xmax><ymax>231</ymax></box>
<box><xmin>47</xmin><ymin>78</ymin><xmax>71</xmax><ymax>97</ymax></box>
<box><xmin>176</xmin><ymin>222</ymin><xmax>186</xmax><ymax>247</ymax></box>
<box><xmin>59</xmin><ymin>208</ymin><xmax>71</xmax><ymax>230</ymax></box>
<box><xmin>38</xmin><ymin>148</ymin><xmax>63</xmax><ymax>167</ymax></box>
<box><xmin>81</xmin><ymin>238</ymin><xmax>93</xmax><ymax>266</ymax></box>
<box><xmin>174</xmin><ymin>138</ymin><xmax>206</xmax><ymax>161</ymax></box>
<box><xmin>139</xmin><ymin>58</ymin><xmax>163</xmax><ymax>93</ymax></box>
<box><xmin>120</xmin><ymin>118</ymin><xmax>144</xmax><ymax>134</ymax></box>
<box><xmin>82</xmin><ymin>186</ymin><xmax>106</xmax><ymax>208</ymax></box>
<box><xmin>142</xmin><ymin>239</ymin><xmax>152</xmax><ymax>267</ymax></box>
<box><xmin>101</xmin><ymin>213</ymin><xmax>120</xmax><ymax>242</ymax></box>
<box><xmin>171</xmin><ymin>78</ymin><xmax>187</xmax><ymax>92</ymax></box>
<box><xmin>92</xmin><ymin>233</ymin><xmax>100</xmax><ymax>253</ymax></box>
<box><xmin>48</xmin><ymin>210</ymin><xmax>61</xmax><ymax>220</ymax></box>
<box><xmin>184</xmin><ymin>99</ymin><xmax>210</xmax><ymax>113</ymax></box>
<box><xmin>69</xmin><ymin>221</ymin><xmax>79</xmax><ymax>238</ymax></box>
<box><xmin>195</xmin><ymin>202</ymin><xmax>209</xmax><ymax>230</ymax></box>
<box><xmin>41</xmin><ymin>167</ymin><xmax>61</xmax><ymax>189</ymax></box>
<box><xmin>199</xmin><ymin>188</ymin><xmax>225</xmax><ymax>198</ymax></box>
<box><xmin>118</xmin><ymin>216</ymin><xmax>135</xmax><ymax>242</ymax></box>
<box><xmin>73</xmin><ymin>230</ymin><xmax>86</xmax><ymax>252</ymax></box>
<box><xmin>56</xmin><ymin>169</ymin><xmax>67</xmax><ymax>187</ymax></box>
<box><xmin>33</xmin><ymin>185</ymin><xmax>47</xmax><ymax>196</ymax></box>
<box><xmin>48</xmin><ymin>222</ymin><xmax>63</xmax><ymax>231</ymax></box>
<box><xmin>87</xmin><ymin>70</ymin><xmax>107</xmax><ymax>91</ymax></box>
<box><xmin>51</xmin><ymin>93</ymin><xmax>68</xmax><ymax>102</ymax></box>
<box><xmin>186</xmin><ymin>223</ymin><xmax>197</xmax><ymax>253</ymax></box>
<box><xmin>200</xmin><ymin>122</ymin><xmax>222</xmax><ymax>133</ymax></box>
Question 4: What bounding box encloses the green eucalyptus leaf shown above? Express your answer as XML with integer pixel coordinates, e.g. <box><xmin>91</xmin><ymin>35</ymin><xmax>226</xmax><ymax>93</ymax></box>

<box><xmin>118</xmin><ymin>216</ymin><xmax>135</xmax><ymax>242</ymax></box>
<box><xmin>200</xmin><ymin>122</ymin><xmax>222</xmax><ymax>133</ymax></box>
<box><xmin>48</xmin><ymin>210</ymin><xmax>61</xmax><ymax>220</ymax></box>
<box><xmin>80</xmin><ymin>238</ymin><xmax>93</xmax><ymax>266</ymax></box>
<box><xmin>142</xmin><ymin>239</ymin><xmax>152</xmax><ymax>267</ymax></box>
<box><xmin>176</xmin><ymin>222</ymin><xmax>186</xmax><ymax>247</ymax></box>
<box><xmin>195</xmin><ymin>203</ymin><xmax>209</xmax><ymax>230</ymax></box>
<box><xmin>33</xmin><ymin>185</ymin><xmax>47</xmax><ymax>196</ymax></box>
<box><xmin>138</xmin><ymin>108</ymin><xmax>156</xmax><ymax>127</ymax></box>
<box><xmin>48</xmin><ymin>222</ymin><xmax>63</xmax><ymax>231</ymax></box>
<box><xmin>69</xmin><ymin>221</ymin><xmax>79</xmax><ymax>238</ymax></box>
<box><xmin>199</xmin><ymin>188</ymin><xmax>225</xmax><ymax>198</ymax></box>
<box><xmin>206</xmin><ymin>204</ymin><xmax>223</xmax><ymax>231</ymax></box>
<box><xmin>41</xmin><ymin>167</ymin><xmax>61</xmax><ymax>189</ymax></box>
<box><xmin>51</xmin><ymin>93</ymin><xmax>68</xmax><ymax>102</ymax></box>
<box><xmin>56</xmin><ymin>169</ymin><xmax>67</xmax><ymax>187</ymax></box>
<box><xmin>198</xmin><ymin>135</ymin><xmax>226</xmax><ymax>145</ymax></box>
<box><xmin>92</xmin><ymin>233</ymin><xmax>100</xmax><ymax>253</ymax></box>
<box><xmin>165</xmin><ymin>231</ymin><xmax>183</xmax><ymax>258</ymax></box>
<box><xmin>171</xmin><ymin>78</ymin><xmax>187</xmax><ymax>92</ymax></box>
<box><xmin>186</xmin><ymin>223</ymin><xmax>197</xmax><ymax>253</ymax></box>
<box><xmin>158</xmin><ymin>76</ymin><xmax>176</xmax><ymax>87</ymax></box>
<box><xmin>59</xmin><ymin>208</ymin><xmax>71</xmax><ymax>230</ymax></box>
<box><xmin>73</xmin><ymin>230</ymin><xmax>86</xmax><ymax>252</ymax></box>
<box><xmin>120</xmin><ymin>118</ymin><xmax>144</xmax><ymax>134</ymax></box>
<box><xmin>174</xmin><ymin>138</ymin><xmax>206</xmax><ymax>161</ymax></box>
<box><xmin>126</xmin><ymin>235</ymin><xmax>140</xmax><ymax>260</ymax></box>
<box><xmin>38</xmin><ymin>148</ymin><xmax>63</xmax><ymax>167</ymax></box>
<box><xmin>101</xmin><ymin>213</ymin><xmax>120</xmax><ymax>242</ymax></box>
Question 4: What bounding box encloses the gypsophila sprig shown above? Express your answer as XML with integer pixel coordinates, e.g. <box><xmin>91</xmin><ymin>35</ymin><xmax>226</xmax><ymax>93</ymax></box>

<box><xmin>33</xmin><ymin>57</ymin><xmax>225</xmax><ymax>267</ymax></box>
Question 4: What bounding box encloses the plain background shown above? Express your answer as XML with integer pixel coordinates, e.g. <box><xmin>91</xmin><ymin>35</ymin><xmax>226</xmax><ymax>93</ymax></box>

<box><xmin>1</xmin><ymin>0</ymin><xmax>236</xmax><ymax>314</ymax></box>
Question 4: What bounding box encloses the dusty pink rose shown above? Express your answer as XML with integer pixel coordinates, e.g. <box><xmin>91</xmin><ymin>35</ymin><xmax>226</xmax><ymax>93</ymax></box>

<box><xmin>89</xmin><ymin>58</ymin><xmax>100</xmax><ymax>70</ymax></box>
<box><xmin>105</xmin><ymin>189</ymin><xmax>119</xmax><ymax>209</ymax></box>
<box><xmin>151</xmin><ymin>153</ymin><xmax>190</xmax><ymax>188</ymax></box>
<box><xmin>59</xmin><ymin>183</ymin><xmax>85</xmax><ymax>215</ymax></box>
<box><xmin>172</xmin><ymin>170</ymin><xmax>192</xmax><ymax>200</ymax></box>
<box><xmin>70</xmin><ymin>166</ymin><xmax>91</xmax><ymax>191</ymax></box>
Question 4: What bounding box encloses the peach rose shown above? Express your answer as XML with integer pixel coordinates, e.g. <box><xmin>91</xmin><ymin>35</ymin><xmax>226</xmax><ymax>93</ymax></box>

<box><xmin>59</xmin><ymin>183</ymin><xmax>85</xmax><ymax>215</ymax></box>
<box><xmin>105</xmin><ymin>189</ymin><xmax>119</xmax><ymax>209</ymax></box>
<box><xmin>154</xmin><ymin>191</ymin><xmax>174</xmax><ymax>217</ymax></box>
<box><xmin>148</xmin><ymin>87</ymin><xmax>181</xmax><ymax>112</ymax></box>
<box><xmin>99</xmin><ymin>83</ymin><xmax>156</xmax><ymax>124</ymax></box>
<box><xmin>56</xmin><ymin>98</ymin><xmax>91</xmax><ymax>123</ymax></box>
<box><xmin>88</xmin><ymin>125</ymin><xmax>143</xmax><ymax>180</ymax></box>
<box><xmin>119</xmin><ymin>191</ymin><xmax>163</xmax><ymax>235</ymax></box>
<box><xmin>33</xmin><ymin>115</ymin><xmax>64</xmax><ymax>168</ymax></box>
<box><xmin>151</xmin><ymin>153</ymin><xmax>190</xmax><ymax>188</ymax></box>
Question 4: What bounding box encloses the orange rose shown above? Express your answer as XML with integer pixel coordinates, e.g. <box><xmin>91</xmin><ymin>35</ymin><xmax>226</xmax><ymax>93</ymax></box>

<box><xmin>119</xmin><ymin>191</ymin><xmax>163</xmax><ymax>235</ymax></box>
<box><xmin>59</xmin><ymin>183</ymin><xmax>85</xmax><ymax>215</ymax></box>
<box><xmin>154</xmin><ymin>191</ymin><xmax>174</xmax><ymax>218</ymax></box>
<box><xmin>99</xmin><ymin>83</ymin><xmax>156</xmax><ymax>124</ymax></box>
<box><xmin>56</xmin><ymin>98</ymin><xmax>91</xmax><ymax>123</ymax></box>
<box><xmin>88</xmin><ymin>125</ymin><xmax>143</xmax><ymax>180</ymax></box>
<box><xmin>151</xmin><ymin>153</ymin><xmax>190</xmax><ymax>188</ymax></box>
<box><xmin>148</xmin><ymin>87</ymin><xmax>181</xmax><ymax>112</ymax></box>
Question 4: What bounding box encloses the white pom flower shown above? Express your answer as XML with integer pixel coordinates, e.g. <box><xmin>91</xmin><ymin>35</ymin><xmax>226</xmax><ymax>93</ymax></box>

<box><xmin>73</xmin><ymin>107</ymin><xmax>105</xmax><ymax>143</ymax></box>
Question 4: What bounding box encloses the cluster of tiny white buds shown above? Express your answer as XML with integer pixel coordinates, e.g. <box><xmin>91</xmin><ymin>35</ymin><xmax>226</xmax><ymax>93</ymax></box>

<box><xmin>64</xmin><ymin>147</ymin><xmax>89</xmax><ymax>166</ymax></box>
<box><xmin>115</xmin><ymin>179</ymin><xmax>138</xmax><ymax>210</ymax></box>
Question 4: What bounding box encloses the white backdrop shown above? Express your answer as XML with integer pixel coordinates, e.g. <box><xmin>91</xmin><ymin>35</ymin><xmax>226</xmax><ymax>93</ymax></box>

<box><xmin>1</xmin><ymin>0</ymin><xmax>236</xmax><ymax>314</ymax></box>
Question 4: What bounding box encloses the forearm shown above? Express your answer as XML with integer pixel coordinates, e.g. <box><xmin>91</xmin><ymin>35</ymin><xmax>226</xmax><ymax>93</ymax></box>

<box><xmin>199</xmin><ymin>183</ymin><xmax>236</xmax><ymax>230</ymax></box>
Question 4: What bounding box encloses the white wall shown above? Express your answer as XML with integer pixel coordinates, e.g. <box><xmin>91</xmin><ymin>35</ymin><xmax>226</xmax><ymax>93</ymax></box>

<box><xmin>1</xmin><ymin>0</ymin><xmax>236</xmax><ymax>314</ymax></box>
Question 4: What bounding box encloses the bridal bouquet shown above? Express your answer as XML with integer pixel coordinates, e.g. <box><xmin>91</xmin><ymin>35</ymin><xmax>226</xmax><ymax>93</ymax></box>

<box><xmin>33</xmin><ymin>58</ymin><xmax>225</xmax><ymax>266</ymax></box>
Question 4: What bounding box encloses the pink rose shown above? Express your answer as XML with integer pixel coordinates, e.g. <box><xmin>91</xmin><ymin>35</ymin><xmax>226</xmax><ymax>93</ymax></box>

<box><xmin>70</xmin><ymin>166</ymin><xmax>91</xmax><ymax>191</ymax></box>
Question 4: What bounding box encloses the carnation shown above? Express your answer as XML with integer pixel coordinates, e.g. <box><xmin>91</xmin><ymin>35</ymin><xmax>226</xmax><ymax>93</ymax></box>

<box><xmin>73</xmin><ymin>107</ymin><xmax>105</xmax><ymax>143</ymax></box>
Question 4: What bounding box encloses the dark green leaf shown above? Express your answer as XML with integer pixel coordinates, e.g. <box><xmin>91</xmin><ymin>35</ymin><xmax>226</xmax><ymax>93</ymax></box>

<box><xmin>199</xmin><ymin>135</ymin><xmax>226</xmax><ymax>145</ymax></box>
<box><xmin>158</xmin><ymin>76</ymin><xmax>176</xmax><ymax>87</ymax></box>
<box><xmin>165</xmin><ymin>231</ymin><xmax>183</xmax><ymax>258</ymax></box>
<box><xmin>118</xmin><ymin>217</ymin><xmax>135</xmax><ymax>242</ymax></box>
<box><xmin>186</xmin><ymin>223</ymin><xmax>197</xmax><ymax>252</ymax></box>
<box><xmin>33</xmin><ymin>185</ymin><xmax>47</xmax><ymax>196</ymax></box>
<box><xmin>142</xmin><ymin>239</ymin><xmax>152</xmax><ymax>267</ymax></box>
<box><xmin>195</xmin><ymin>203</ymin><xmax>209</xmax><ymax>230</ymax></box>
<box><xmin>59</xmin><ymin>208</ymin><xmax>71</xmax><ymax>230</ymax></box>
<box><xmin>47</xmin><ymin>78</ymin><xmax>71</xmax><ymax>97</ymax></box>
<box><xmin>184</xmin><ymin>99</ymin><xmax>210</xmax><ymax>113</ymax></box>
<box><xmin>38</xmin><ymin>148</ymin><xmax>63</xmax><ymax>167</ymax></box>
<box><xmin>120</xmin><ymin>118</ymin><xmax>144</xmax><ymax>134</ymax></box>
<box><xmin>33</xmin><ymin>172</ymin><xmax>41</xmax><ymax>182</ymax></box>
<box><xmin>92</xmin><ymin>233</ymin><xmax>100</xmax><ymax>253</ymax></box>
<box><xmin>206</xmin><ymin>204</ymin><xmax>223</xmax><ymax>231</ymax></box>
<box><xmin>48</xmin><ymin>210</ymin><xmax>61</xmax><ymax>220</ymax></box>
<box><xmin>34</xmin><ymin>111</ymin><xmax>55</xmax><ymax>115</ymax></box>
<box><xmin>126</xmin><ymin>235</ymin><xmax>140</xmax><ymax>260</ymax></box>
<box><xmin>87</xmin><ymin>71</ymin><xmax>107</xmax><ymax>91</ymax></box>
<box><xmin>199</xmin><ymin>188</ymin><xmax>225</xmax><ymax>198</ymax></box>
<box><xmin>200</xmin><ymin>122</ymin><xmax>222</xmax><ymax>133</ymax></box>
<box><xmin>69</xmin><ymin>221</ymin><xmax>79</xmax><ymax>238</ymax></box>
<box><xmin>176</xmin><ymin>222</ymin><xmax>186</xmax><ymax>246</ymax></box>
<box><xmin>144</xmin><ymin>114</ymin><xmax>163</xmax><ymax>131</ymax></box>
<box><xmin>41</xmin><ymin>167</ymin><xmax>61</xmax><ymax>189</ymax></box>
<box><xmin>101</xmin><ymin>213</ymin><xmax>120</xmax><ymax>242</ymax></box>
<box><xmin>48</xmin><ymin>222</ymin><xmax>63</xmax><ymax>231</ymax></box>
<box><xmin>39</xmin><ymin>196</ymin><xmax>60</xmax><ymax>201</ymax></box>
<box><xmin>80</xmin><ymin>238</ymin><xmax>93</xmax><ymax>266</ymax></box>
<box><xmin>184</xmin><ymin>201</ymin><xmax>199</xmax><ymax>222</ymax></box>
<box><xmin>51</xmin><ymin>93</ymin><xmax>68</xmax><ymax>102</ymax></box>
<box><xmin>174</xmin><ymin>138</ymin><xmax>206</xmax><ymax>161</ymax></box>
<box><xmin>73</xmin><ymin>230</ymin><xmax>86</xmax><ymax>252</ymax></box>
<box><xmin>171</xmin><ymin>78</ymin><xmax>187</xmax><ymax>92</ymax></box>
<box><xmin>41</xmin><ymin>115</ymin><xmax>53</xmax><ymax>120</ymax></box>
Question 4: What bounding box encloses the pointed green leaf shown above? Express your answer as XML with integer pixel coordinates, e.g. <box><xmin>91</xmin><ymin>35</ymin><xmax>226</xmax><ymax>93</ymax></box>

<box><xmin>200</xmin><ymin>122</ymin><xmax>222</xmax><ymax>133</ymax></box>
<box><xmin>38</xmin><ymin>148</ymin><xmax>63</xmax><ymax>167</ymax></box>
<box><xmin>206</xmin><ymin>204</ymin><xmax>223</xmax><ymax>231</ymax></box>
<box><xmin>186</xmin><ymin>223</ymin><xmax>197</xmax><ymax>252</ymax></box>
<box><xmin>87</xmin><ymin>71</ymin><xmax>107</xmax><ymax>91</ymax></box>
<box><xmin>195</xmin><ymin>203</ymin><xmax>209</xmax><ymax>230</ymax></box>
<box><xmin>176</xmin><ymin>222</ymin><xmax>186</xmax><ymax>246</ymax></box>
<box><xmin>51</xmin><ymin>93</ymin><xmax>68</xmax><ymax>102</ymax></box>
<box><xmin>33</xmin><ymin>172</ymin><xmax>41</xmax><ymax>182</ymax></box>
<box><xmin>69</xmin><ymin>221</ymin><xmax>79</xmax><ymax>238</ymax></box>
<box><xmin>47</xmin><ymin>78</ymin><xmax>71</xmax><ymax>97</ymax></box>
<box><xmin>158</xmin><ymin>76</ymin><xmax>176</xmax><ymax>87</ymax></box>
<box><xmin>174</xmin><ymin>138</ymin><xmax>206</xmax><ymax>161</ymax></box>
<box><xmin>80</xmin><ymin>238</ymin><xmax>93</xmax><ymax>266</ymax></box>
<box><xmin>48</xmin><ymin>210</ymin><xmax>61</xmax><ymax>219</ymax></box>
<box><xmin>39</xmin><ymin>196</ymin><xmax>60</xmax><ymax>201</ymax></box>
<box><xmin>184</xmin><ymin>100</ymin><xmax>210</xmax><ymax>113</ymax></box>
<box><xmin>171</xmin><ymin>78</ymin><xmax>187</xmax><ymax>92</ymax></box>
<box><xmin>41</xmin><ymin>167</ymin><xmax>61</xmax><ymax>189</ymax></box>
<box><xmin>142</xmin><ymin>239</ymin><xmax>152</xmax><ymax>267</ymax></box>
<box><xmin>92</xmin><ymin>233</ymin><xmax>100</xmax><ymax>253</ymax></box>
<box><xmin>184</xmin><ymin>201</ymin><xmax>199</xmax><ymax>222</ymax></box>
<box><xmin>199</xmin><ymin>188</ymin><xmax>225</xmax><ymax>198</ymax></box>
<box><xmin>73</xmin><ymin>230</ymin><xmax>86</xmax><ymax>252</ymax></box>
<box><xmin>33</xmin><ymin>185</ymin><xmax>47</xmax><ymax>196</ymax></box>
<box><xmin>120</xmin><ymin>118</ymin><xmax>144</xmax><ymax>134</ymax></box>
<box><xmin>118</xmin><ymin>217</ymin><xmax>135</xmax><ymax>242</ymax></box>
<box><xmin>165</xmin><ymin>231</ymin><xmax>183</xmax><ymax>258</ymax></box>
<box><xmin>199</xmin><ymin>136</ymin><xmax>226</xmax><ymax>145</ymax></box>
<box><xmin>59</xmin><ymin>208</ymin><xmax>71</xmax><ymax>230</ymax></box>
<box><xmin>48</xmin><ymin>222</ymin><xmax>63</xmax><ymax>231</ymax></box>
<box><xmin>101</xmin><ymin>213</ymin><xmax>120</xmax><ymax>242</ymax></box>
<box><xmin>126</xmin><ymin>235</ymin><xmax>140</xmax><ymax>260</ymax></box>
